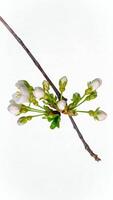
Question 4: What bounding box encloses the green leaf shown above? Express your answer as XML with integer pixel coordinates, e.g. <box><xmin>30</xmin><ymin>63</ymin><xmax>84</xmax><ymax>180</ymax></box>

<box><xmin>44</xmin><ymin>93</ymin><xmax>57</xmax><ymax>108</ymax></box>
<box><xmin>68</xmin><ymin>93</ymin><xmax>81</xmax><ymax>109</ymax></box>
<box><xmin>72</xmin><ymin>93</ymin><xmax>81</xmax><ymax>104</ymax></box>
<box><xmin>47</xmin><ymin>114</ymin><xmax>55</xmax><ymax>122</ymax></box>
<box><xmin>50</xmin><ymin>115</ymin><xmax>61</xmax><ymax>129</ymax></box>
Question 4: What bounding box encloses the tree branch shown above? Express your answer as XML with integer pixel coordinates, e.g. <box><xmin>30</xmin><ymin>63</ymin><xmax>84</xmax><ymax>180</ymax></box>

<box><xmin>69</xmin><ymin>116</ymin><xmax>101</xmax><ymax>161</ymax></box>
<box><xmin>0</xmin><ymin>16</ymin><xmax>101</xmax><ymax>161</ymax></box>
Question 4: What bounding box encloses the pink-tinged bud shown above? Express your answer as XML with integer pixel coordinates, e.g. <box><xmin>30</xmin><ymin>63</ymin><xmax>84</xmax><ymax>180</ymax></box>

<box><xmin>89</xmin><ymin>78</ymin><xmax>102</xmax><ymax>90</ymax></box>
<box><xmin>57</xmin><ymin>100</ymin><xmax>67</xmax><ymax>111</ymax></box>
<box><xmin>33</xmin><ymin>87</ymin><xmax>44</xmax><ymax>99</ymax></box>
<box><xmin>97</xmin><ymin>111</ymin><xmax>107</xmax><ymax>121</ymax></box>
<box><xmin>8</xmin><ymin>101</ymin><xmax>21</xmax><ymax>115</ymax></box>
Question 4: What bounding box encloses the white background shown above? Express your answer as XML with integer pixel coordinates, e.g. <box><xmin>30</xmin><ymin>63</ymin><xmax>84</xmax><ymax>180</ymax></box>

<box><xmin>0</xmin><ymin>0</ymin><xmax>112</xmax><ymax>199</ymax></box>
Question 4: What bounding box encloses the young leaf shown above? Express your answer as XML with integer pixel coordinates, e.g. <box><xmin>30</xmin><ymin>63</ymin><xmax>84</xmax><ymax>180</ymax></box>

<box><xmin>72</xmin><ymin>93</ymin><xmax>81</xmax><ymax>104</ymax></box>
<box><xmin>68</xmin><ymin>93</ymin><xmax>81</xmax><ymax>109</ymax></box>
<box><xmin>50</xmin><ymin>115</ymin><xmax>61</xmax><ymax>129</ymax></box>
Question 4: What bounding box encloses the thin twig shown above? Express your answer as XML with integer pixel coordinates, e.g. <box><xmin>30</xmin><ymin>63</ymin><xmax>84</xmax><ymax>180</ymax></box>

<box><xmin>0</xmin><ymin>16</ymin><xmax>101</xmax><ymax>161</ymax></box>
<box><xmin>0</xmin><ymin>16</ymin><xmax>61</xmax><ymax>100</ymax></box>
<box><xmin>69</xmin><ymin>116</ymin><xmax>101</xmax><ymax>161</ymax></box>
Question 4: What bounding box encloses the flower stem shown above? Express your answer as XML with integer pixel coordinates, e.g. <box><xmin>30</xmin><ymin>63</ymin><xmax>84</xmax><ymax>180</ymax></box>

<box><xmin>77</xmin><ymin>110</ymin><xmax>89</xmax><ymax>114</ymax></box>
<box><xmin>76</xmin><ymin>98</ymin><xmax>86</xmax><ymax>107</ymax></box>
<box><xmin>37</xmin><ymin>105</ymin><xmax>44</xmax><ymax>110</ymax></box>
<box><xmin>27</xmin><ymin>106</ymin><xmax>45</xmax><ymax>113</ymax></box>
<box><xmin>32</xmin><ymin>114</ymin><xmax>45</xmax><ymax>117</ymax></box>
<box><xmin>80</xmin><ymin>93</ymin><xmax>86</xmax><ymax>101</ymax></box>
<box><xmin>60</xmin><ymin>92</ymin><xmax>63</xmax><ymax>100</ymax></box>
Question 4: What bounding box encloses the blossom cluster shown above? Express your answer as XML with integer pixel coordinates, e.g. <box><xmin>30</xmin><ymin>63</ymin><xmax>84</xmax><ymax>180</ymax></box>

<box><xmin>8</xmin><ymin>77</ymin><xmax>107</xmax><ymax>129</ymax></box>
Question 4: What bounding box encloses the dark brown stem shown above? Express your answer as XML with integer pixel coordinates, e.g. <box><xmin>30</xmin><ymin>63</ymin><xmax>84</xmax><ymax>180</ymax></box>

<box><xmin>0</xmin><ymin>16</ymin><xmax>61</xmax><ymax>100</ymax></box>
<box><xmin>69</xmin><ymin>116</ymin><xmax>101</xmax><ymax>161</ymax></box>
<box><xmin>0</xmin><ymin>16</ymin><xmax>101</xmax><ymax>161</ymax></box>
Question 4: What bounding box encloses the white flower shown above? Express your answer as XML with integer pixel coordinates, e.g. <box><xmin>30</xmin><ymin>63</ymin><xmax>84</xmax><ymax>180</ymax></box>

<box><xmin>12</xmin><ymin>80</ymin><xmax>30</xmax><ymax>104</ymax></box>
<box><xmin>12</xmin><ymin>90</ymin><xmax>29</xmax><ymax>104</ymax></box>
<box><xmin>97</xmin><ymin>110</ymin><xmax>107</xmax><ymax>121</ymax></box>
<box><xmin>57</xmin><ymin>100</ymin><xmax>67</xmax><ymax>111</ymax></box>
<box><xmin>33</xmin><ymin>87</ymin><xmax>44</xmax><ymax>100</ymax></box>
<box><xmin>8</xmin><ymin>100</ymin><xmax>21</xmax><ymax>115</ymax></box>
<box><xmin>89</xmin><ymin>78</ymin><xmax>102</xmax><ymax>91</ymax></box>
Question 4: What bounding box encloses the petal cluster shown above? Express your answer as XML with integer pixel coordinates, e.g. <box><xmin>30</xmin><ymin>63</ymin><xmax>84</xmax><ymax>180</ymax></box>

<box><xmin>12</xmin><ymin>80</ymin><xmax>30</xmax><ymax>104</ymax></box>
<box><xmin>7</xmin><ymin>77</ymin><xmax>107</xmax><ymax>129</ymax></box>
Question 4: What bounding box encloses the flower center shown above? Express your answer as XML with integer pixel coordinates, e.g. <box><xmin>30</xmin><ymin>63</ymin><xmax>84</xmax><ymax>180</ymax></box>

<box><xmin>15</xmin><ymin>91</ymin><xmax>22</xmax><ymax>98</ymax></box>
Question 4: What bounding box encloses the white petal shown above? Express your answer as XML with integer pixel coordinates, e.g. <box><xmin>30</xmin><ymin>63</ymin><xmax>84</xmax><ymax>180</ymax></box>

<box><xmin>90</xmin><ymin>78</ymin><xmax>102</xmax><ymax>90</ymax></box>
<box><xmin>15</xmin><ymin>80</ymin><xmax>25</xmax><ymax>89</ymax></box>
<box><xmin>8</xmin><ymin>104</ymin><xmax>20</xmax><ymax>115</ymax></box>
<box><xmin>97</xmin><ymin>111</ymin><xmax>107</xmax><ymax>121</ymax></box>
<box><xmin>12</xmin><ymin>91</ymin><xmax>29</xmax><ymax>104</ymax></box>
<box><xmin>57</xmin><ymin>100</ymin><xmax>66</xmax><ymax>111</ymax></box>
<box><xmin>33</xmin><ymin>87</ymin><xmax>44</xmax><ymax>99</ymax></box>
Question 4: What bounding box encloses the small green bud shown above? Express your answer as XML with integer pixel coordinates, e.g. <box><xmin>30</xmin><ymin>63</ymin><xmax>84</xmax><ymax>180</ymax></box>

<box><xmin>42</xmin><ymin>80</ymin><xmax>50</xmax><ymax>91</ymax></box>
<box><xmin>20</xmin><ymin>104</ymin><xmax>29</xmax><ymax>113</ymax></box>
<box><xmin>88</xmin><ymin>110</ymin><xmax>95</xmax><ymax>116</ymax></box>
<box><xmin>17</xmin><ymin>116</ymin><xmax>32</xmax><ymax>125</ymax></box>
<box><xmin>85</xmin><ymin>87</ymin><xmax>93</xmax><ymax>95</ymax></box>
<box><xmin>29</xmin><ymin>94</ymin><xmax>39</xmax><ymax>106</ymax></box>
<box><xmin>88</xmin><ymin>107</ymin><xmax>107</xmax><ymax>121</ymax></box>
<box><xmin>85</xmin><ymin>91</ymin><xmax>97</xmax><ymax>101</ymax></box>
<box><xmin>59</xmin><ymin>76</ymin><xmax>68</xmax><ymax>93</ymax></box>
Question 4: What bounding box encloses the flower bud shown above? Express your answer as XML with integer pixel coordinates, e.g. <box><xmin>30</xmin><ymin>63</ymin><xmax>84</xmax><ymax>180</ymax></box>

<box><xmin>57</xmin><ymin>100</ymin><xmax>67</xmax><ymax>111</ymax></box>
<box><xmin>88</xmin><ymin>78</ymin><xmax>102</xmax><ymax>91</ymax></box>
<box><xmin>17</xmin><ymin>116</ymin><xmax>32</xmax><ymax>125</ymax></box>
<box><xmin>42</xmin><ymin>80</ymin><xmax>50</xmax><ymax>91</ymax></box>
<box><xmin>59</xmin><ymin>76</ymin><xmax>68</xmax><ymax>93</ymax></box>
<box><xmin>33</xmin><ymin>87</ymin><xmax>44</xmax><ymax>100</ymax></box>
<box><xmin>8</xmin><ymin>101</ymin><xmax>21</xmax><ymax>115</ymax></box>
<box><xmin>97</xmin><ymin>110</ymin><xmax>107</xmax><ymax>121</ymax></box>
<box><xmin>89</xmin><ymin>108</ymin><xmax>107</xmax><ymax>121</ymax></box>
